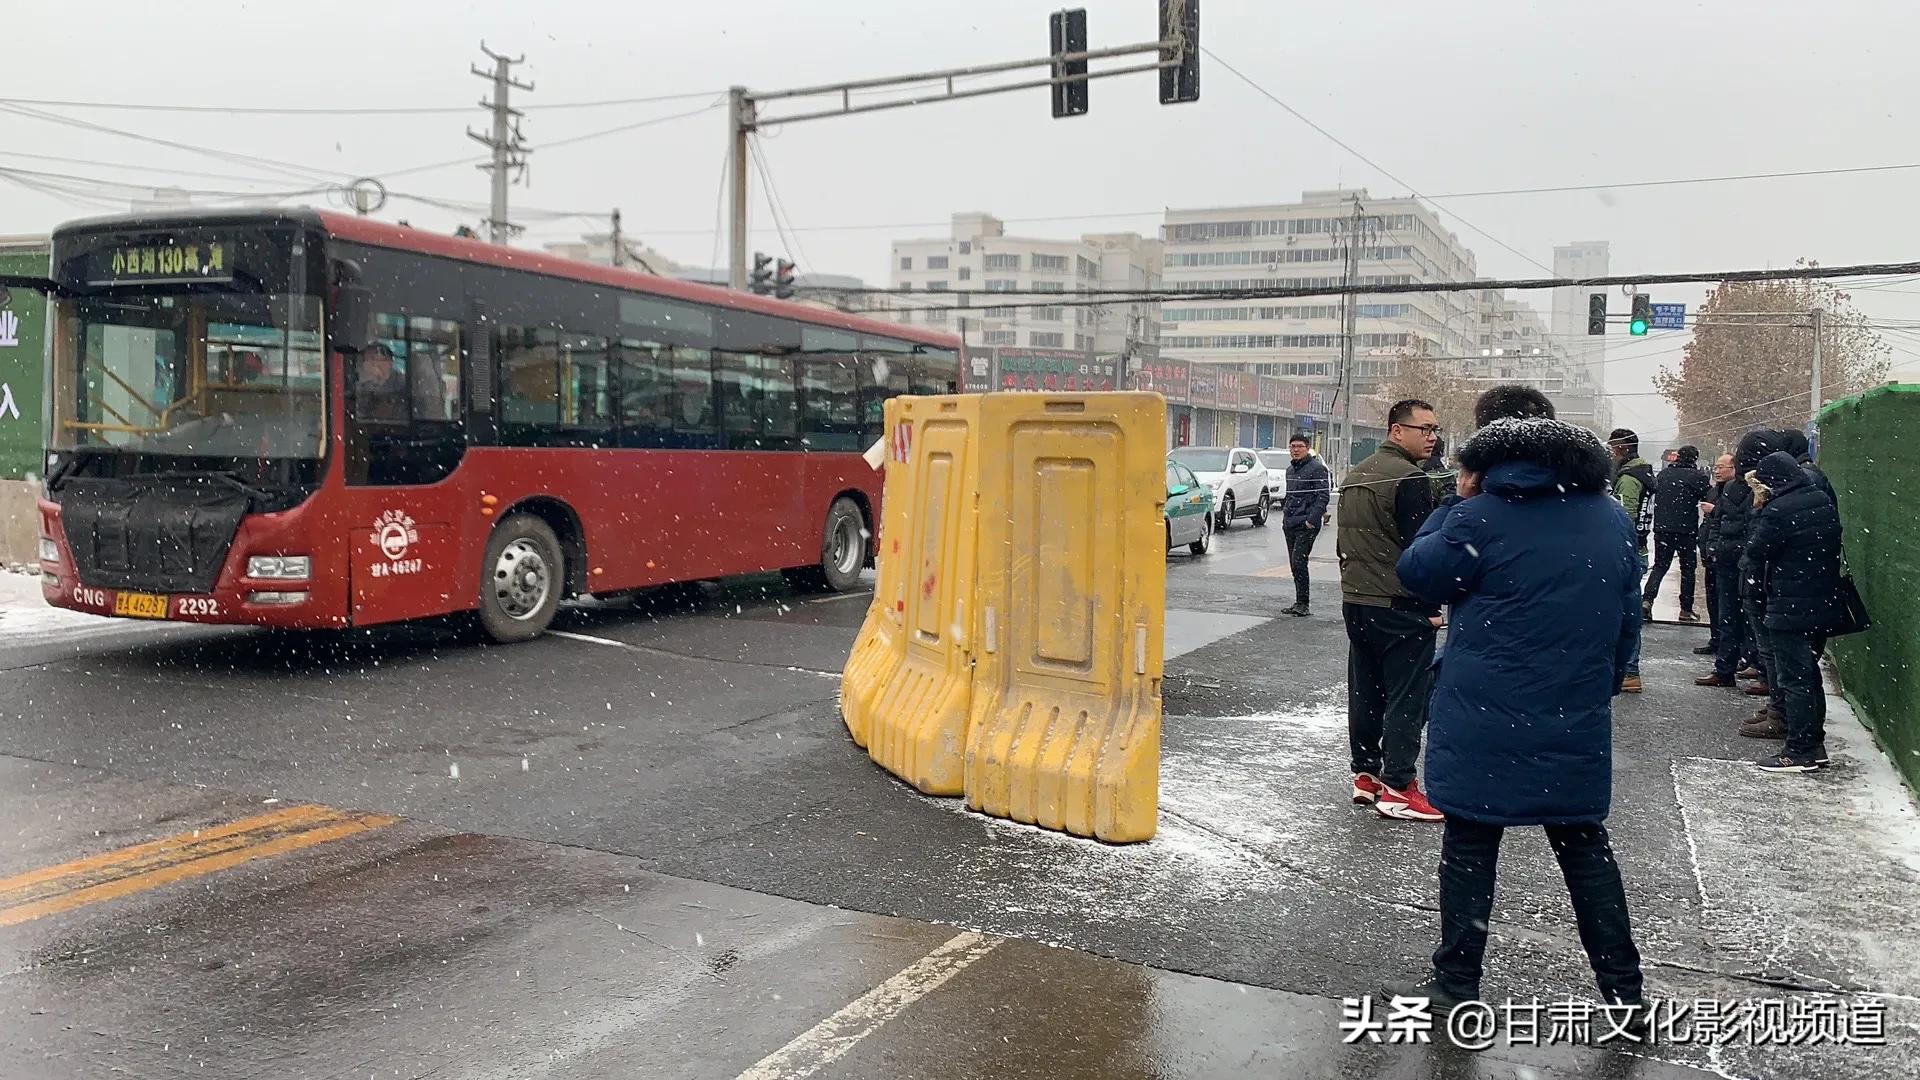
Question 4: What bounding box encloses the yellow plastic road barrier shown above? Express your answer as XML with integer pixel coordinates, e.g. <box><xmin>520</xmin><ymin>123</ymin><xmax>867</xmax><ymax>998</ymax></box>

<box><xmin>963</xmin><ymin>394</ymin><xmax>1167</xmax><ymax>842</ymax></box>
<box><xmin>840</xmin><ymin>396</ymin><xmax>983</xmax><ymax>794</ymax></box>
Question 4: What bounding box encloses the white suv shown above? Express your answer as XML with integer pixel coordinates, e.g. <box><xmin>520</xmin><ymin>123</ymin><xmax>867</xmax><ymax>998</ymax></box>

<box><xmin>1167</xmin><ymin>446</ymin><xmax>1273</xmax><ymax>530</ymax></box>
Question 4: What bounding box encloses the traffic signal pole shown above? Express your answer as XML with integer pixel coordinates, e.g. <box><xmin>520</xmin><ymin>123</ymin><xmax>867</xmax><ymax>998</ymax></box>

<box><xmin>723</xmin><ymin>3</ymin><xmax>1198</xmax><ymax>289</ymax></box>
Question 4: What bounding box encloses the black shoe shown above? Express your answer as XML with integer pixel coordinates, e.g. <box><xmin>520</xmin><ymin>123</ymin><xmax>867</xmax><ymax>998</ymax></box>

<box><xmin>1693</xmin><ymin>644</ymin><xmax>1717</xmax><ymax>655</ymax></box>
<box><xmin>1757</xmin><ymin>752</ymin><xmax>1826</xmax><ymax>773</ymax></box>
<box><xmin>1379</xmin><ymin>977</ymin><xmax>1473</xmax><ymax>1018</ymax></box>
<box><xmin>1280</xmin><ymin>601</ymin><xmax>1308</xmax><ymax>617</ymax></box>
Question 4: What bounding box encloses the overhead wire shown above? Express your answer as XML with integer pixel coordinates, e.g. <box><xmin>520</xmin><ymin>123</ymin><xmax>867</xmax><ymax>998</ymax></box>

<box><xmin>0</xmin><ymin>90</ymin><xmax>729</xmax><ymax>115</ymax></box>
<box><xmin>1200</xmin><ymin>47</ymin><xmax>1553</xmax><ymax>277</ymax></box>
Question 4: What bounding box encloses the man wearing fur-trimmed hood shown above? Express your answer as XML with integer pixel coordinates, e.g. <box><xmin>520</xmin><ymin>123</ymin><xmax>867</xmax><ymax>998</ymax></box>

<box><xmin>1390</xmin><ymin>415</ymin><xmax>1646</xmax><ymax>1014</ymax></box>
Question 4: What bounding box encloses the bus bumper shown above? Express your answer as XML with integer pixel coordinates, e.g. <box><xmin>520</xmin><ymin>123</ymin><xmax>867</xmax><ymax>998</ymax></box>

<box><xmin>37</xmin><ymin>498</ymin><xmax>355</xmax><ymax>631</ymax></box>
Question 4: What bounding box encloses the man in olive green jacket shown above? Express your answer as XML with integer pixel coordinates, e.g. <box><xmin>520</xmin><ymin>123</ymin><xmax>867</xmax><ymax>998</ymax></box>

<box><xmin>1338</xmin><ymin>399</ymin><xmax>1443</xmax><ymax>822</ymax></box>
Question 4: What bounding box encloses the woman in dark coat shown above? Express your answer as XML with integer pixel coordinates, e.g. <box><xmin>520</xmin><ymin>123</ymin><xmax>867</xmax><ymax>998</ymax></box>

<box><xmin>1388</xmin><ymin>417</ymin><xmax>1645</xmax><ymax>1012</ymax></box>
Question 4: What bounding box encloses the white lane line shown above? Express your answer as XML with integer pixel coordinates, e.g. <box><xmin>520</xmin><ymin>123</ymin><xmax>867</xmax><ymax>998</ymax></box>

<box><xmin>805</xmin><ymin>591</ymin><xmax>873</xmax><ymax>605</ymax></box>
<box><xmin>549</xmin><ymin>629</ymin><xmax>634</xmax><ymax>649</ymax></box>
<box><xmin>553</xmin><ymin>628</ymin><xmax>843</xmax><ymax>680</ymax></box>
<box><xmin>734</xmin><ymin>931</ymin><xmax>1001</xmax><ymax>1080</ymax></box>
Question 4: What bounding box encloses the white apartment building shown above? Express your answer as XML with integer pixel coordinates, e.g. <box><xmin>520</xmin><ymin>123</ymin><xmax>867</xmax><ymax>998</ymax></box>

<box><xmin>1551</xmin><ymin>241</ymin><xmax>1612</xmax><ymax>393</ymax></box>
<box><xmin>888</xmin><ymin>213</ymin><xmax>1162</xmax><ymax>356</ymax></box>
<box><xmin>1159</xmin><ymin>189</ymin><xmax>1482</xmax><ymax>393</ymax></box>
<box><xmin>1469</xmin><ymin>288</ymin><xmax>1565</xmax><ymax>389</ymax></box>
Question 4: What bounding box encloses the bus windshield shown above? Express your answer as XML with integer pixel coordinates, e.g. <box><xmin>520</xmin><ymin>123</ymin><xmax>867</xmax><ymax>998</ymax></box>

<box><xmin>51</xmin><ymin>290</ymin><xmax>326</xmax><ymax>460</ymax></box>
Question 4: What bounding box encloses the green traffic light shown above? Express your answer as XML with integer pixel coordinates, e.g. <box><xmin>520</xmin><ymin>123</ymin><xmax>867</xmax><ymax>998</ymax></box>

<box><xmin>1630</xmin><ymin>319</ymin><xmax>1649</xmax><ymax>336</ymax></box>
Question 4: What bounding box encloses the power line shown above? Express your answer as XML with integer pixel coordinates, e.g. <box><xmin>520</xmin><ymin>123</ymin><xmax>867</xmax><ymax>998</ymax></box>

<box><xmin>0</xmin><ymin>102</ymin><xmax>335</xmax><ymax>185</ymax></box>
<box><xmin>537</xmin><ymin>99</ymin><xmax>724</xmax><ymax>150</ymax></box>
<box><xmin>1425</xmin><ymin>161</ymin><xmax>1920</xmax><ymax>201</ymax></box>
<box><xmin>1200</xmin><ymin>47</ymin><xmax>1554</xmax><ymax>277</ymax></box>
<box><xmin>748</xmin><ymin>135</ymin><xmax>813</xmax><ymax>271</ymax></box>
<box><xmin>0</xmin><ymin>90</ymin><xmax>728</xmax><ymax>116</ymax></box>
<box><xmin>816</xmin><ymin>259</ymin><xmax>1920</xmax><ymax>309</ymax></box>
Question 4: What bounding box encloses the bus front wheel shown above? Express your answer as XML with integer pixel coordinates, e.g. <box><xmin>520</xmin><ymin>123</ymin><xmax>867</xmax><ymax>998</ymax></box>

<box><xmin>479</xmin><ymin>515</ymin><xmax>564</xmax><ymax>642</ymax></box>
<box><xmin>784</xmin><ymin>496</ymin><xmax>867</xmax><ymax>594</ymax></box>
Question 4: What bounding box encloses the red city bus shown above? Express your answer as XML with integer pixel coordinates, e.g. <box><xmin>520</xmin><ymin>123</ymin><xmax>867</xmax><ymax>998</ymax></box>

<box><xmin>30</xmin><ymin>209</ymin><xmax>960</xmax><ymax>641</ymax></box>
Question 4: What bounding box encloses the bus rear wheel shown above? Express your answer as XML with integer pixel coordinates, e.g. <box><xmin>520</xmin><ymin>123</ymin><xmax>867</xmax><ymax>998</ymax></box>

<box><xmin>478</xmin><ymin>515</ymin><xmax>564</xmax><ymax>642</ymax></box>
<box><xmin>784</xmin><ymin>496</ymin><xmax>867</xmax><ymax>594</ymax></box>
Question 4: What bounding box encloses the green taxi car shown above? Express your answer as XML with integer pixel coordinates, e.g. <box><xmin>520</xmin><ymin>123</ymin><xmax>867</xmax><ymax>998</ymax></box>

<box><xmin>1165</xmin><ymin>459</ymin><xmax>1215</xmax><ymax>556</ymax></box>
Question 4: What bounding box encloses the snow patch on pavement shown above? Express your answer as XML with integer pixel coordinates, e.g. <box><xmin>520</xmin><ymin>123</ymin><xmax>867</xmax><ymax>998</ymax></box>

<box><xmin>911</xmin><ymin>699</ymin><xmax>1350</xmax><ymax>926</ymax></box>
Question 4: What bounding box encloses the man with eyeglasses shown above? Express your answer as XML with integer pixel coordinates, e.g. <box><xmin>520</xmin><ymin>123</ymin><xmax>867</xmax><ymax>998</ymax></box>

<box><xmin>1337</xmin><ymin>399</ymin><xmax>1444</xmax><ymax>822</ymax></box>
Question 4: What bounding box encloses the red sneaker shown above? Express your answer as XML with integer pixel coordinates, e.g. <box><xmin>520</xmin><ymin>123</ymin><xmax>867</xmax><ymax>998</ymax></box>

<box><xmin>1376</xmin><ymin>781</ymin><xmax>1445</xmax><ymax>822</ymax></box>
<box><xmin>1351</xmin><ymin>772</ymin><xmax>1384</xmax><ymax>806</ymax></box>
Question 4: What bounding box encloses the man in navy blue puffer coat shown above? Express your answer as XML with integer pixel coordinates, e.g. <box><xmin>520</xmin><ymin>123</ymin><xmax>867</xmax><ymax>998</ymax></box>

<box><xmin>1389</xmin><ymin>415</ymin><xmax>1646</xmax><ymax>1012</ymax></box>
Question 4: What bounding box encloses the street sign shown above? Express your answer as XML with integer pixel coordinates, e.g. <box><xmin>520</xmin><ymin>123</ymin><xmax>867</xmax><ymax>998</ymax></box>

<box><xmin>1650</xmin><ymin>303</ymin><xmax>1686</xmax><ymax>330</ymax></box>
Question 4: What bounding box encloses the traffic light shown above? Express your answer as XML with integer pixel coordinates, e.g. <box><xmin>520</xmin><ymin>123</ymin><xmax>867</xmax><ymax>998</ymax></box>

<box><xmin>1630</xmin><ymin>294</ymin><xmax>1652</xmax><ymax>336</ymax></box>
<box><xmin>774</xmin><ymin>259</ymin><xmax>797</xmax><ymax>300</ymax></box>
<box><xmin>1587</xmin><ymin>293</ymin><xmax>1606</xmax><ymax>335</ymax></box>
<box><xmin>1050</xmin><ymin>9</ymin><xmax>1089</xmax><ymax>118</ymax></box>
<box><xmin>750</xmin><ymin>252</ymin><xmax>773</xmax><ymax>295</ymax></box>
<box><xmin>1159</xmin><ymin>0</ymin><xmax>1200</xmax><ymax>105</ymax></box>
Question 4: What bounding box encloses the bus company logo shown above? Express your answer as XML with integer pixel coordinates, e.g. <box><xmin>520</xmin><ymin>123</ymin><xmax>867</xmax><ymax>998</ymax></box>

<box><xmin>372</xmin><ymin>509</ymin><xmax>418</xmax><ymax>560</ymax></box>
<box><xmin>0</xmin><ymin>310</ymin><xmax>17</xmax><ymax>348</ymax></box>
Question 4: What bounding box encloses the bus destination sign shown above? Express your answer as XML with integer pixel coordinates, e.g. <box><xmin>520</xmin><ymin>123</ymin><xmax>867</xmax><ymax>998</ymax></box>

<box><xmin>88</xmin><ymin>240</ymin><xmax>231</xmax><ymax>285</ymax></box>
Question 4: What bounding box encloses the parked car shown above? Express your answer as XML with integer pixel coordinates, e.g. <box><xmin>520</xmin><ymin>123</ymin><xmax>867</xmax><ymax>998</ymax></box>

<box><xmin>1165</xmin><ymin>459</ymin><xmax>1214</xmax><ymax>555</ymax></box>
<box><xmin>1257</xmin><ymin>449</ymin><xmax>1291</xmax><ymax>505</ymax></box>
<box><xmin>1167</xmin><ymin>445</ymin><xmax>1272</xmax><ymax>530</ymax></box>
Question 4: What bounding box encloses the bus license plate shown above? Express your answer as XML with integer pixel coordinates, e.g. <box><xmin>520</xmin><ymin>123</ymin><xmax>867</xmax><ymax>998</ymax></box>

<box><xmin>113</xmin><ymin>592</ymin><xmax>169</xmax><ymax>619</ymax></box>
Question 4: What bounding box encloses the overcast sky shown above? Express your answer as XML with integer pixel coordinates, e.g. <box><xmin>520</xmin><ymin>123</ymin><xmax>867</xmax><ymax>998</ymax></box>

<box><xmin>7</xmin><ymin>0</ymin><xmax>1920</xmax><ymax>441</ymax></box>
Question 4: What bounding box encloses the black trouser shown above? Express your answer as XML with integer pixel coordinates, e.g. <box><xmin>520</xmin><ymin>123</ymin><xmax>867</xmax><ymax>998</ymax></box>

<box><xmin>1433</xmin><ymin>818</ymin><xmax>1645</xmax><ymax>1004</ymax></box>
<box><xmin>1643</xmin><ymin>532</ymin><xmax>1698</xmax><ymax>612</ymax></box>
<box><xmin>1282</xmin><ymin>522</ymin><xmax>1319</xmax><ymax>605</ymax></box>
<box><xmin>1771</xmin><ymin>628</ymin><xmax>1828</xmax><ymax>759</ymax></box>
<box><xmin>1343</xmin><ymin>603</ymin><xmax>1435</xmax><ymax>791</ymax></box>
<box><xmin>1712</xmin><ymin>562</ymin><xmax>1748</xmax><ymax>679</ymax></box>
<box><xmin>1703</xmin><ymin>559</ymin><xmax>1720</xmax><ymax>650</ymax></box>
<box><xmin>1745</xmin><ymin>598</ymin><xmax>1779</xmax><ymax>703</ymax></box>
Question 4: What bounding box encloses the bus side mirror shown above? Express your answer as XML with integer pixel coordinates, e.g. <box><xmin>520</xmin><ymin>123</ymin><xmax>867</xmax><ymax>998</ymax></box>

<box><xmin>331</xmin><ymin>285</ymin><xmax>374</xmax><ymax>353</ymax></box>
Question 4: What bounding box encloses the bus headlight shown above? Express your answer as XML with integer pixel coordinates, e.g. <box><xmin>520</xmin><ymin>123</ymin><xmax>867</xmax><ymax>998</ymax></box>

<box><xmin>247</xmin><ymin>555</ymin><xmax>311</xmax><ymax>580</ymax></box>
<box><xmin>37</xmin><ymin>537</ymin><xmax>58</xmax><ymax>564</ymax></box>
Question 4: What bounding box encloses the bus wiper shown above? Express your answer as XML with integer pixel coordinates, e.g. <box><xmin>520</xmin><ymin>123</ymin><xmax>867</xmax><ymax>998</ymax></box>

<box><xmin>143</xmin><ymin>469</ymin><xmax>275</xmax><ymax>504</ymax></box>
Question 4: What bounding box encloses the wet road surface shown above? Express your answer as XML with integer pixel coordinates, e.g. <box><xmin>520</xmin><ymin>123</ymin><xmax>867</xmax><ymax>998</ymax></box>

<box><xmin>0</xmin><ymin>522</ymin><xmax>1912</xmax><ymax>1079</ymax></box>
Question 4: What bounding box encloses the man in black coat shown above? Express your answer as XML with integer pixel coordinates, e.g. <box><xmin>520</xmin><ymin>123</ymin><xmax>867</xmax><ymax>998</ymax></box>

<box><xmin>1695</xmin><ymin>453</ymin><xmax>1734</xmax><ymax>658</ymax></box>
<box><xmin>1279</xmin><ymin>433</ymin><xmax>1332</xmax><ymax>617</ymax></box>
<box><xmin>1644</xmin><ymin>445</ymin><xmax>1710</xmax><ymax>620</ymax></box>
<box><xmin>1697</xmin><ymin>431</ymin><xmax>1780</xmax><ymax>688</ymax></box>
<box><xmin>1745</xmin><ymin>451</ymin><xmax>1844</xmax><ymax>771</ymax></box>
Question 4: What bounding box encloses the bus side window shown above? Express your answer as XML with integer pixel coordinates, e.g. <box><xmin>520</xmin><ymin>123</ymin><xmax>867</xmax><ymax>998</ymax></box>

<box><xmin>616</xmin><ymin>337</ymin><xmax>672</xmax><ymax>447</ymax></box>
<box><xmin>799</xmin><ymin>327</ymin><xmax>860</xmax><ymax>452</ymax></box>
<box><xmin>671</xmin><ymin>346</ymin><xmax>717</xmax><ymax>447</ymax></box>
<box><xmin>718</xmin><ymin>350</ymin><xmax>797</xmax><ymax>450</ymax></box>
<box><xmin>499</xmin><ymin>325</ymin><xmax>562</xmax><ymax>440</ymax></box>
<box><xmin>561</xmin><ymin>332</ymin><xmax>613</xmax><ymax>445</ymax></box>
<box><xmin>348</xmin><ymin>313</ymin><xmax>466</xmax><ymax>486</ymax></box>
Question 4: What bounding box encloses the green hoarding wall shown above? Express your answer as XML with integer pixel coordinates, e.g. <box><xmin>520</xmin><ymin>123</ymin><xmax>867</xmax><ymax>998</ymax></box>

<box><xmin>1815</xmin><ymin>384</ymin><xmax>1920</xmax><ymax>793</ymax></box>
<box><xmin>0</xmin><ymin>248</ymin><xmax>48</xmax><ymax>481</ymax></box>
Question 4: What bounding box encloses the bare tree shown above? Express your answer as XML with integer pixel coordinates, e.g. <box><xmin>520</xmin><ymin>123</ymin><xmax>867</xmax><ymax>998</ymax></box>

<box><xmin>1654</xmin><ymin>263</ymin><xmax>1888</xmax><ymax>447</ymax></box>
<box><xmin>1382</xmin><ymin>359</ymin><xmax>1480</xmax><ymax>458</ymax></box>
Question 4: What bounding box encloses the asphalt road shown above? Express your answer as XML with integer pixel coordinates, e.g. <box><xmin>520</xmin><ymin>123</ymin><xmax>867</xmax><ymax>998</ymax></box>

<box><xmin>0</xmin><ymin>520</ymin><xmax>1913</xmax><ymax>1080</ymax></box>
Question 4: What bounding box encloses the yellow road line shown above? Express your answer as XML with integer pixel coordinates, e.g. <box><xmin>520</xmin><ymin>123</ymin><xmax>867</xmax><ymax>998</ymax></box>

<box><xmin>0</xmin><ymin>804</ymin><xmax>397</xmax><ymax>928</ymax></box>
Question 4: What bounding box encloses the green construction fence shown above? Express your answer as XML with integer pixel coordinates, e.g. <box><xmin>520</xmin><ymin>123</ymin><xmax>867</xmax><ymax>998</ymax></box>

<box><xmin>1816</xmin><ymin>383</ymin><xmax>1920</xmax><ymax>792</ymax></box>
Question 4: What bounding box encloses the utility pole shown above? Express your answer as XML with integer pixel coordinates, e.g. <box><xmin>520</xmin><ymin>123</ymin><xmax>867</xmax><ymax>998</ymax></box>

<box><xmin>467</xmin><ymin>43</ymin><xmax>532</xmax><ymax>245</ymax></box>
<box><xmin>1810</xmin><ymin>306</ymin><xmax>1825</xmax><ymax>424</ymax></box>
<box><xmin>610</xmin><ymin>209</ymin><xmax>624</xmax><ymax>268</ymax></box>
<box><xmin>1332</xmin><ymin>197</ymin><xmax>1374</xmax><ymax>474</ymax></box>
<box><xmin>727</xmin><ymin>86</ymin><xmax>753</xmax><ymax>290</ymax></box>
